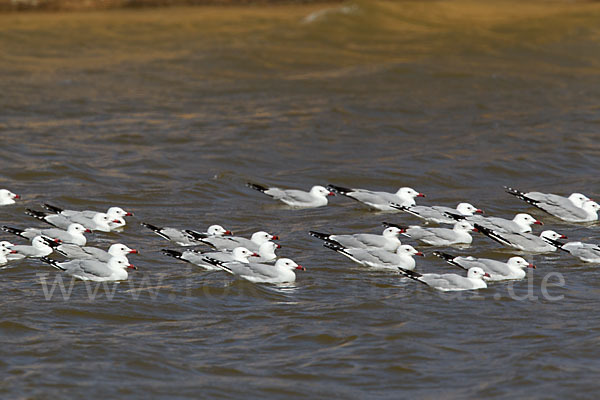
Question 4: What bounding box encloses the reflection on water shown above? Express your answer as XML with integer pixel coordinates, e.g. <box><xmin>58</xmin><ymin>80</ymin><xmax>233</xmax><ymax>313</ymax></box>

<box><xmin>1</xmin><ymin>0</ymin><xmax>600</xmax><ymax>398</ymax></box>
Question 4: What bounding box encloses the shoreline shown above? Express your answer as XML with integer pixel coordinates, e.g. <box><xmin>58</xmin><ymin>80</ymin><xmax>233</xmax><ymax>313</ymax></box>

<box><xmin>1</xmin><ymin>0</ymin><xmax>344</xmax><ymax>12</ymax></box>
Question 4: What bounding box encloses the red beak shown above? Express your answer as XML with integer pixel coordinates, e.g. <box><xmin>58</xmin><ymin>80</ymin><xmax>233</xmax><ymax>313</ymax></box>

<box><xmin>224</xmin><ymin>230</ymin><xmax>233</xmax><ymax>235</ymax></box>
<box><xmin>125</xmin><ymin>212</ymin><xmax>133</xmax><ymax>216</ymax></box>
<box><xmin>328</xmin><ymin>192</ymin><xmax>335</xmax><ymax>196</ymax></box>
<box><xmin>10</xmin><ymin>250</ymin><xmax>17</xmax><ymax>254</ymax></box>
<box><xmin>295</xmin><ymin>265</ymin><xmax>306</xmax><ymax>271</ymax></box>
<box><xmin>415</xmin><ymin>251</ymin><xmax>424</xmax><ymax>257</ymax></box>
<box><xmin>85</xmin><ymin>229</ymin><xmax>92</xmax><ymax>233</ymax></box>
<box><xmin>472</xmin><ymin>228</ymin><xmax>479</xmax><ymax>232</ymax></box>
<box><xmin>54</xmin><ymin>238</ymin><xmax>62</xmax><ymax>243</ymax></box>
<box><xmin>252</xmin><ymin>252</ymin><xmax>259</xmax><ymax>257</ymax></box>
<box><xmin>534</xmin><ymin>220</ymin><xmax>543</xmax><ymax>225</ymax></box>
<box><xmin>14</xmin><ymin>195</ymin><xmax>20</xmax><ymax>199</ymax></box>
<box><xmin>417</xmin><ymin>193</ymin><xmax>425</xmax><ymax>197</ymax></box>
<box><xmin>112</xmin><ymin>219</ymin><xmax>121</xmax><ymax>223</ymax></box>
<box><xmin>271</xmin><ymin>235</ymin><xmax>280</xmax><ymax>240</ymax></box>
<box><xmin>528</xmin><ymin>263</ymin><xmax>536</xmax><ymax>269</ymax></box>
<box><xmin>127</xmin><ymin>264</ymin><xmax>138</xmax><ymax>270</ymax></box>
<box><xmin>483</xmin><ymin>272</ymin><xmax>491</xmax><ymax>277</ymax></box>
<box><xmin>276</xmin><ymin>244</ymin><xmax>282</xmax><ymax>249</ymax></box>
<box><xmin>476</xmin><ymin>209</ymin><xmax>484</xmax><ymax>214</ymax></box>
<box><xmin>129</xmin><ymin>249</ymin><xmax>138</xmax><ymax>254</ymax></box>
<box><xmin>560</xmin><ymin>234</ymin><xmax>568</xmax><ymax>239</ymax></box>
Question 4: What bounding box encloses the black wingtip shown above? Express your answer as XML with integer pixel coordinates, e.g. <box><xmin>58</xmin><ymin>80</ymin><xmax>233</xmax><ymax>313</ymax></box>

<box><xmin>25</xmin><ymin>208</ymin><xmax>48</xmax><ymax>219</ymax></box>
<box><xmin>432</xmin><ymin>251</ymin><xmax>456</xmax><ymax>262</ymax></box>
<box><xmin>39</xmin><ymin>256</ymin><xmax>65</xmax><ymax>270</ymax></box>
<box><xmin>162</xmin><ymin>249</ymin><xmax>183</xmax><ymax>259</ymax></box>
<box><xmin>141</xmin><ymin>222</ymin><xmax>161</xmax><ymax>232</ymax></box>
<box><xmin>42</xmin><ymin>203</ymin><xmax>64</xmax><ymax>214</ymax></box>
<box><xmin>1</xmin><ymin>226</ymin><xmax>24</xmax><ymax>236</ymax></box>
<box><xmin>308</xmin><ymin>231</ymin><xmax>331</xmax><ymax>241</ymax></box>
<box><xmin>247</xmin><ymin>182</ymin><xmax>269</xmax><ymax>193</ymax></box>
<box><xmin>443</xmin><ymin>211</ymin><xmax>466</xmax><ymax>221</ymax></box>
<box><xmin>184</xmin><ymin>229</ymin><xmax>207</xmax><ymax>241</ymax></box>
<box><xmin>382</xmin><ymin>221</ymin><xmax>408</xmax><ymax>230</ymax></box>
<box><xmin>389</xmin><ymin>203</ymin><xmax>409</xmax><ymax>211</ymax></box>
<box><xmin>326</xmin><ymin>184</ymin><xmax>352</xmax><ymax>195</ymax></box>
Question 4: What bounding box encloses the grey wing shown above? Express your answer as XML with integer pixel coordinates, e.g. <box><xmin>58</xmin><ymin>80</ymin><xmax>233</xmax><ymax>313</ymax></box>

<box><xmin>415</xmin><ymin>206</ymin><xmax>450</xmax><ymax>222</ymax></box>
<box><xmin>364</xmin><ymin>248</ymin><xmax>399</xmax><ymax>266</ymax></box>
<box><xmin>452</xmin><ymin>256</ymin><xmax>487</xmax><ymax>270</ymax></box>
<box><xmin>563</xmin><ymin>242</ymin><xmax>600</xmax><ymax>262</ymax></box>
<box><xmin>202</xmin><ymin>237</ymin><xmax>238</xmax><ymax>250</ymax></box>
<box><xmin>350</xmin><ymin>234</ymin><xmax>387</xmax><ymax>248</ymax></box>
<box><xmin>263</xmin><ymin>187</ymin><xmax>288</xmax><ymax>199</ymax></box>
<box><xmin>422</xmin><ymin>227</ymin><xmax>459</xmax><ymax>243</ymax></box>
<box><xmin>278</xmin><ymin>189</ymin><xmax>313</xmax><ymax>203</ymax></box>
<box><xmin>159</xmin><ymin>228</ymin><xmax>196</xmax><ymax>245</ymax></box>
<box><xmin>528</xmin><ymin>193</ymin><xmax>588</xmax><ymax>220</ymax></box>
<box><xmin>342</xmin><ymin>248</ymin><xmax>380</xmax><ymax>265</ymax></box>
<box><xmin>227</xmin><ymin>237</ymin><xmax>259</xmax><ymax>252</ymax></box>
<box><xmin>76</xmin><ymin>259</ymin><xmax>113</xmax><ymax>277</ymax></box>
<box><xmin>244</xmin><ymin>262</ymin><xmax>280</xmax><ymax>279</ymax></box>
<box><xmin>57</xmin><ymin>244</ymin><xmax>90</xmax><ymax>259</ymax></box>
<box><xmin>474</xmin><ymin>217</ymin><xmax>517</xmax><ymax>233</ymax></box>
<box><xmin>11</xmin><ymin>245</ymin><xmax>38</xmax><ymax>257</ymax></box>
<box><xmin>347</xmin><ymin>190</ymin><xmax>386</xmax><ymax>204</ymax></box>
<box><xmin>80</xmin><ymin>246</ymin><xmax>111</xmax><ymax>261</ymax></box>
<box><xmin>476</xmin><ymin>258</ymin><xmax>512</xmax><ymax>276</ymax></box>
<box><xmin>44</xmin><ymin>214</ymin><xmax>73</xmax><ymax>229</ymax></box>
<box><xmin>66</xmin><ymin>214</ymin><xmax>95</xmax><ymax>227</ymax></box>
<box><xmin>422</xmin><ymin>273</ymin><xmax>470</xmax><ymax>290</ymax></box>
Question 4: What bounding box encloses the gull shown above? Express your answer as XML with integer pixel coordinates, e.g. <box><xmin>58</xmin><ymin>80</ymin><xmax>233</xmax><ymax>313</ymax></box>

<box><xmin>2</xmin><ymin>223</ymin><xmax>91</xmax><ymax>246</ymax></box>
<box><xmin>559</xmin><ymin>241</ymin><xmax>600</xmax><ymax>263</ymax></box>
<box><xmin>0</xmin><ymin>241</ymin><xmax>15</xmax><ymax>250</ymax></box>
<box><xmin>448</xmin><ymin>213</ymin><xmax>543</xmax><ymax>234</ymax></box>
<box><xmin>327</xmin><ymin>184</ymin><xmax>424</xmax><ymax>211</ymax></box>
<box><xmin>323</xmin><ymin>243</ymin><xmax>423</xmax><ymax>270</ymax></box>
<box><xmin>0</xmin><ymin>189</ymin><xmax>20</xmax><ymax>205</ymax></box>
<box><xmin>0</xmin><ymin>247</ymin><xmax>17</xmax><ymax>265</ymax></box>
<box><xmin>9</xmin><ymin>236</ymin><xmax>57</xmax><ymax>259</ymax></box>
<box><xmin>399</xmin><ymin>266</ymin><xmax>490</xmax><ymax>291</ymax></box>
<box><xmin>141</xmin><ymin>223</ymin><xmax>231</xmax><ymax>246</ymax></box>
<box><xmin>42</xmin><ymin>204</ymin><xmax>133</xmax><ymax>228</ymax></box>
<box><xmin>56</xmin><ymin>243</ymin><xmax>138</xmax><ymax>263</ymax></box>
<box><xmin>39</xmin><ymin>255</ymin><xmax>136</xmax><ymax>282</ymax></box>
<box><xmin>202</xmin><ymin>257</ymin><xmax>305</xmax><ymax>284</ymax></box>
<box><xmin>309</xmin><ymin>226</ymin><xmax>404</xmax><ymax>251</ymax></box>
<box><xmin>25</xmin><ymin>209</ymin><xmax>118</xmax><ymax>232</ymax></box>
<box><xmin>384</xmin><ymin>221</ymin><xmax>478</xmax><ymax>246</ymax></box>
<box><xmin>475</xmin><ymin>224</ymin><xmax>567</xmax><ymax>253</ymax></box>
<box><xmin>433</xmin><ymin>251</ymin><xmax>535</xmax><ymax>281</ymax></box>
<box><xmin>247</xmin><ymin>182</ymin><xmax>334</xmax><ymax>208</ymax></box>
<box><xmin>192</xmin><ymin>231</ymin><xmax>279</xmax><ymax>252</ymax></box>
<box><xmin>505</xmin><ymin>186</ymin><xmax>599</xmax><ymax>222</ymax></box>
<box><xmin>162</xmin><ymin>246</ymin><xmax>258</xmax><ymax>270</ymax></box>
<box><xmin>391</xmin><ymin>202</ymin><xmax>482</xmax><ymax>224</ymax></box>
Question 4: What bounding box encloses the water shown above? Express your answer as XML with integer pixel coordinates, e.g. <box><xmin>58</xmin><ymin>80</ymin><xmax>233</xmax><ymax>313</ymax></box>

<box><xmin>1</xmin><ymin>1</ymin><xmax>600</xmax><ymax>397</ymax></box>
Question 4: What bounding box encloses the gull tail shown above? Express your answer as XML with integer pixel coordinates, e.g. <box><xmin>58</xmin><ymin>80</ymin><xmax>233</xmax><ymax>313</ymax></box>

<box><xmin>474</xmin><ymin>224</ymin><xmax>511</xmax><ymax>246</ymax></box>
<box><xmin>161</xmin><ymin>249</ymin><xmax>187</xmax><ymax>261</ymax></box>
<box><xmin>184</xmin><ymin>229</ymin><xmax>208</xmax><ymax>241</ymax></box>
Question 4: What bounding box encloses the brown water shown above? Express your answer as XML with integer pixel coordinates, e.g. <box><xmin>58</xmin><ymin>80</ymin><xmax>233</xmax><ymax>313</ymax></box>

<box><xmin>2</xmin><ymin>1</ymin><xmax>600</xmax><ymax>398</ymax></box>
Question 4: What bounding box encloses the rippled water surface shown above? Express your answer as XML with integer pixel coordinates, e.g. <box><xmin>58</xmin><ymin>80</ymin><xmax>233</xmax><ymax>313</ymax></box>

<box><xmin>2</xmin><ymin>1</ymin><xmax>600</xmax><ymax>398</ymax></box>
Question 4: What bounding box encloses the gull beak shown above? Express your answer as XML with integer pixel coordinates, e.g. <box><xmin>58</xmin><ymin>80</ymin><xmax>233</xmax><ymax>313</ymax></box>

<box><xmin>328</xmin><ymin>191</ymin><xmax>335</xmax><ymax>196</ymax></box>
<box><xmin>534</xmin><ymin>220</ymin><xmax>543</xmax><ymax>225</ymax></box>
<box><xmin>271</xmin><ymin>235</ymin><xmax>280</xmax><ymax>240</ymax></box>
<box><xmin>10</xmin><ymin>250</ymin><xmax>17</xmax><ymax>254</ymax></box>
<box><xmin>276</xmin><ymin>244</ymin><xmax>282</xmax><ymax>249</ymax></box>
<box><xmin>472</xmin><ymin>228</ymin><xmax>479</xmax><ymax>232</ymax></box>
<box><xmin>112</xmin><ymin>219</ymin><xmax>121</xmax><ymax>223</ymax></box>
<box><xmin>295</xmin><ymin>265</ymin><xmax>306</xmax><ymax>271</ymax></box>
<box><xmin>85</xmin><ymin>229</ymin><xmax>92</xmax><ymax>233</ymax></box>
<box><xmin>224</xmin><ymin>230</ymin><xmax>233</xmax><ymax>236</ymax></box>
<box><xmin>252</xmin><ymin>252</ymin><xmax>260</xmax><ymax>257</ymax></box>
<box><xmin>560</xmin><ymin>234</ymin><xmax>568</xmax><ymax>239</ymax></box>
<box><xmin>127</xmin><ymin>264</ymin><xmax>138</xmax><ymax>270</ymax></box>
<box><xmin>476</xmin><ymin>209</ymin><xmax>484</xmax><ymax>214</ymax></box>
<box><xmin>417</xmin><ymin>193</ymin><xmax>426</xmax><ymax>197</ymax></box>
<box><xmin>125</xmin><ymin>212</ymin><xmax>133</xmax><ymax>216</ymax></box>
<box><xmin>483</xmin><ymin>272</ymin><xmax>491</xmax><ymax>278</ymax></box>
<box><xmin>528</xmin><ymin>263</ymin><xmax>536</xmax><ymax>269</ymax></box>
<box><xmin>129</xmin><ymin>249</ymin><xmax>138</xmax><ymax>254</ymax></box>
<box><xmin>14</xmin><ymin>194</ymin><xmax>20</xmax><ymax>199</ymax></box>
<box><xmin>415</xmin><ymin>251</ymin><xmax>424</xmax><ymax>257</ymax></box>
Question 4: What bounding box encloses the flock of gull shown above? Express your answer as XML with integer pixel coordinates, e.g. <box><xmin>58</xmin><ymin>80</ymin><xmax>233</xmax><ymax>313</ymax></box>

<box><xmin>0</xmin><ymin>182</ymin><xmax>598</xmax><ymax>291</ymax></box>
